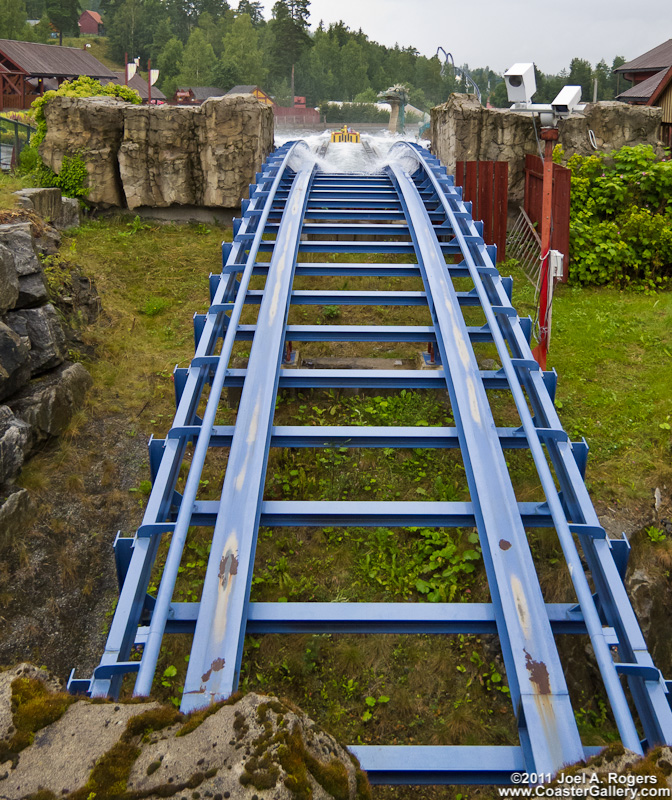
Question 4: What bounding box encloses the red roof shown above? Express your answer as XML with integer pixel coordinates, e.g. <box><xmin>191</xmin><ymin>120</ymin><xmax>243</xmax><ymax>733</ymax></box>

<box><xmin>81</xmin><ymin>10</ymin><xmax>103</xmax><ymax>24</ymax></box>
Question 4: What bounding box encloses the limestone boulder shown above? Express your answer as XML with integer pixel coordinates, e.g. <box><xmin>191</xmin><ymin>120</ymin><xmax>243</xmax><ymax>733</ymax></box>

<box><xmin>39</xmin><ymin>95</ymin><xmax>128</xmax><ymax>207</ymax></box>
<box><xmin>0</xmin><ymin>663</ymin><xmax>61</xmax><ymax>741</ymax></box>
<box><xmin>0</xmin><ymin>322</ymin><xmax>31</xmax><ymax>402</ymax></box>
<box><xmin>430</xmin><ymin>94</ymin><xmax>666</xmax><ymax>205</ymax></box>
<box><xmin>560</xmin><ymin>102</ymin><xmax>664</xmax><ymax>157</ymax></box>
<box><xmin>59</xmin><ymin>196</ymin><xmax>81</xmax><ymax>228</ymax></box>
<box><xmin>13</xmin><ymin>187</ymin><xmax>80</xmax><ymax>230</ymax></box>
<box><xmin>199</xmin><ymin>93</ymin><xmax>274</xmax><ymax>207</ymax></box>
<box><xmin>0</xmin><ymin>688</ymin><xmax>369</xmax><ymax>800</ymax></box>
<box><xmin>42</xmin><ymin>94</ymin><xmax>274</xmax><ymax>210</ymax></box>
<box><xmin>32</xmin><ymin>225</ymin><xmax>61</xmax><ymax>258</ymax></box>
<box><xmin>0</xmin><ymin>405</ymin><xmax>31</xmax><ymax>483</ymax></box>
<box><xmin>0</xmin><ymin>244</ymin><xmax>19</xmax><ymax>315</ymax></box>
<box><xmin>8</xmin><ymin>362</ymin><xmax>92</xmax><ymax>452</ymax></box>
<box><xmin>0</xmin><ymin>488</ymin><xmax>35</xmax><ymax>541</ymax></box>
<box><xmin>0</xmin><ymin>223</ymin><xmax>48</xmax><ymax>309</ymax></box>
<box><xmin>118</xmin><ymin>103</ymin><xmax>202</xmax><ymax>208</ymax></box>
<box><xmin>5</xmin><ymin>304</ymin><xmax>67</xmax><ymax>376</ymax></box>
<box><xmin>13</xmin><ymin>187</ymin><xmax>61</xmax><ymax>222</ymax></box>
<box><xmin>0</xmin><ymin>223</ymin><xmax>40</xmax><ymax>277</ymax></box>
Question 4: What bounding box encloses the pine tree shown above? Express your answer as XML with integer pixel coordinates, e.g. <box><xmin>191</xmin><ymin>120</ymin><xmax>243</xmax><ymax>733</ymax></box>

<box><xmin>237</xmin><ymin>0</ymin><xmax>264</xmax><ymax>26</ymax></box>
<box><xmin>177</xmin><ymin>27</ymin><xmax>216</xmax><ymax>86</ymax></box>
<box><xmin>150</xmin><ymin>17</ymin><xmax>174</xmax><ymax>62</ymax></box>
<box><xmin>269</xmin><ymin>0</ymin><xmax>311</xmax><ymax>97</ymax></box>
<box><xmin>218</xmin><ymin>12</ymin><xmax>266</xmax><ymax>87</ymax></box>
<box><xmin>0</xmin><ymin>0</ymin><xmax>29</xmax><ymax>39</ymax></box>
<box><xmin>46</xmin><ymin>0</ymin><xmax>81</xmax><ymax>43</ymax></box>
<box><xmin>568</xmin><ymin>57</ymin><xmax>593</xmax><ymax>104</ymax></box>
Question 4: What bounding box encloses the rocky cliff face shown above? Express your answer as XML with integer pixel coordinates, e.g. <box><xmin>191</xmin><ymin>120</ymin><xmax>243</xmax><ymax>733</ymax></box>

<box><xmin>0</xmin><ymin>212</ymin><xmax>94</xmax><ymax>536</ymax></box>
<box><xmin>430</xmin><ymin>95</ymin><xmax>665</xmax><ymax>204</ymax></box>
<box><xmin>40</xmin><ymin>94</ymin><xmax>274</xmax><ymax>210</ymax></box>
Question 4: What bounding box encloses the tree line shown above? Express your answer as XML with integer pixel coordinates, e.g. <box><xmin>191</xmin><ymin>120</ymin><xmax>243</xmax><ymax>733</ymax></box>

<box><xmin>2</xmin><ymin>0</ymin><xmax>629</xmax><ymax>109</ymax></box>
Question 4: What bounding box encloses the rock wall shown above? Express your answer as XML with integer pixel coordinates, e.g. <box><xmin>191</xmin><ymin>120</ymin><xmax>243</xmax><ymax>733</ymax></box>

<box><xmin>0</xmin><ymin>215</ymin><xmax>93</xmax><ymax>533</ymax></box>
<box><xmin>430</xmin><ymin>94</ymin><xmax>665</xmax><ymax>204</ymax></box>
<box><xmin>40</xmin><ymin>94</ymin><xmax>275</xmax><ymax>210</ymax></box>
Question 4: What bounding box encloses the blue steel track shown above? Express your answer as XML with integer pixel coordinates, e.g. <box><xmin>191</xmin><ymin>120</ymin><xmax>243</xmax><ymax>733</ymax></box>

<box><xmin>70</xmin><ymin>140</ymin><xmax>672</xmax><ymax>784</ymax></box>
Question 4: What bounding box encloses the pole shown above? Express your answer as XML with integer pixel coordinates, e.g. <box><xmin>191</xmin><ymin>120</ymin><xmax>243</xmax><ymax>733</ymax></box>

<box><xmin>532</xmin><ymin>127</ymin><xmax>558</xmax><ymax>371</ymax></box>
<box><xmin>125</xmin><ymin>52</ymin><xmax>128</xmax><ymax>85</ymax></box>
<box><xmin>148</xmin><ymin>58</ymin><xmax>151</xmax><ymax>104</ymax></box>
<box><xmin>291</xmin><ymin>63</ymin><xmax>295</xmax><ymax>107</ymax></box>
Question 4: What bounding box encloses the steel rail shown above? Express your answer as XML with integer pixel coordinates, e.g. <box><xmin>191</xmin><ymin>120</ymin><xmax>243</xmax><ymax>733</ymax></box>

<box><xmin>180</xmin><ymin>160</ymin><xmax>316</xmax><ymax>709</ymax></box>
<box><xmin>387</xmin><ymin>157</ymin><xmax>585</xmax><ymax>772</ymax></box>
<box><xmin>133</xmin><ymin>141</ymin><xmax>308</xmax><ymax>698</ymax></box>
<box><xmin>425</xmin><ymin>143</ymin><xmax>672</xmax><ymax>747</ymax></box>
<box><xmin>391</xmin><ymin>142</ymin><xmax>652</xmax><ymax>751</ymax></box>
<box><xmin>79</xmin><ymin>146</ymin><xmax>292</xmax><ymax>698</ymax></box>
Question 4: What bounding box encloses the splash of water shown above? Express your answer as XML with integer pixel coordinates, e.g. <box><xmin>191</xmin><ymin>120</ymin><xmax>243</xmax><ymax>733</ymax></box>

<box><xmin>276</xmin><ymin>128</ymin><xmax>430</xmax><ymax>174</ymax></box>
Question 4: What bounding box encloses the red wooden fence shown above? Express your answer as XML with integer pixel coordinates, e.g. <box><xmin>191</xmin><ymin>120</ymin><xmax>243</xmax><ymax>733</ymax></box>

<box><xmin>523</xmin><ymin>154</ymin><xmax>571</xmax><ymax>278</ymax></box>
<box><xmin>454</xmin><ymin>160</ymin><xmax>508</xmax><ymax>260</ymax></box>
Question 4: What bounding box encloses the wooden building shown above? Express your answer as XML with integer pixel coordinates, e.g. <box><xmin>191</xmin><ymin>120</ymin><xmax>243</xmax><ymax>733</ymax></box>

<box><xmin>78</xmin><ymin>10</ymin><xmax>104</xmax><ymax>36</ymax></box>
<box><xmin>616</xmin><ymin>39</ymin><xmax>672</xmax><ymax>146</ymax></box>
<box><xmin>0</xmin><ymin>38</ymin><xmax>114</xmax><ymax>110</ymax></box>
<box><xmin>226</xmin><ymin>85</ymin><xmax>273</xmax><ymax>105</ymax></box>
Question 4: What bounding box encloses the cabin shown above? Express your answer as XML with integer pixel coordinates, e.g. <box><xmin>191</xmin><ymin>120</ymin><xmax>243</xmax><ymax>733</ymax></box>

<box><xmin>174</xmin><ymin>86</ymin><xmax>226</xmax><ymax>105</ymax></box>
<box><xmin>615</xmin><ymin>40</ymin><xmax>672</xmax><ymax>147</ymax></box>
<box><xmin>225</xmin><ymin>85</ymin><xmax>273</xmax><ymax>105</ymax></box>
<box><xmin>78</xmin><ymin>10</ymin><xmax>104</xmax><ymax>36</ymax></box>
<box><xmin>0</xmin><ymin>38</ymin><xmax>114</xmax><ymax>110</ymax></box>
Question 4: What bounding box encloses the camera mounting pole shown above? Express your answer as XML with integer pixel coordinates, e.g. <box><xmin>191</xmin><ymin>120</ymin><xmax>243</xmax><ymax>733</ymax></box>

<box><xmin>531</xmin><ymin>127</ymin><xmax>559</xmax><ymax>370</ymax></box>
<box><xmin>502</xmin><ymin>63</ymin><xmax>584</xmax><ymax>367</ymax></box>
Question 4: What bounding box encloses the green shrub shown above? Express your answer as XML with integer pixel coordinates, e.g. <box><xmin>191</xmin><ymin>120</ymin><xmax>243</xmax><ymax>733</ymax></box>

<box><xmin>35</xmin><ymin>153</ymin><xmax>89</xmax><ymax>199</ymax></box>
<box><xmin>567</xmin><ymin>144</ymin><xmax>672</xmax><ymax>288</ymax></box>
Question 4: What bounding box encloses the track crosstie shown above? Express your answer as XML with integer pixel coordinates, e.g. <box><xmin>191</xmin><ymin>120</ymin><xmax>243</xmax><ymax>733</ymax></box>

<box><xmin>71</xmin><ymin>141</ymin><xmax>672</xmax><ymax>785</ymax></box>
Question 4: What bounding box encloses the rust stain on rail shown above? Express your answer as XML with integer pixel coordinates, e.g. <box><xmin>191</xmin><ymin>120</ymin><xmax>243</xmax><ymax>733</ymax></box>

<box><xmin>525</xmin><ymin>648</ymin><xmax>551</xmax><ymax>694</ymax></box>
<box><xmin>201</xmin><ymin>657</ymin><xmax>226</xmax><ymax>683</ymax></box>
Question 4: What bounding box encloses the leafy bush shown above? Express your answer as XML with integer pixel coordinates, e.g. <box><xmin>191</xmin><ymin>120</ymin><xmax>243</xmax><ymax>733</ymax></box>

<box><xmin>567</xmin><ymin>144</ymin><xmax>672</xmax><ymax>288</ymax></box>
<box><xmin>35</xmin><ymin>154</ymin><xmax>89</xmax><ymax>199</ymax></box>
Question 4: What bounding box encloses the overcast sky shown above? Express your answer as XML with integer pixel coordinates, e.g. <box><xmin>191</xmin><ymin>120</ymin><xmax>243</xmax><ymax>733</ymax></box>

<box><xmin>296</xmin><ymin>0</ymin><xmax>667</xmax><ymax>74</ymax></box>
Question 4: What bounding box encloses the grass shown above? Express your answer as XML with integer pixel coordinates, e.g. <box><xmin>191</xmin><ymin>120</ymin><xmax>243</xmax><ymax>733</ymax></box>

<box><xmin>60</xmin><ymin>36</ymin><xmax>124</xmax><ymax>73</ymax></box>
<box><xmin>0</xmin><ymin>171</ymin><xmax>29</xmax><ymax>209</ymax></box>
<box><xmin>503</xmin><ymin>268</ymin><xmax>672</xmax><ymax>502</ymax></box>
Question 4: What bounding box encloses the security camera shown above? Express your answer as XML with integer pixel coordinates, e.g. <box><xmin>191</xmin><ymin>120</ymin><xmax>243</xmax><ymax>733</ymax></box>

<box><xmin>551</xmin><ymin>85</ymin><xmax>582</xmax><ymax>117</ymax></box>
<box><xmin>504</xmin><ymin>63</ymin><xmax>536</xmax><ymax>104</ymax></box>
